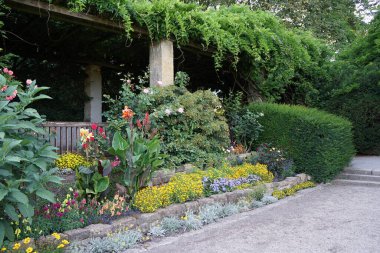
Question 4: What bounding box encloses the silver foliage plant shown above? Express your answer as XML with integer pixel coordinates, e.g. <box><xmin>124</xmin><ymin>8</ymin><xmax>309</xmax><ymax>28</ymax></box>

<box><xmin>68</xmin><ymin>230</ymin><xmax>142</xmax><ymax>253</ymax></box>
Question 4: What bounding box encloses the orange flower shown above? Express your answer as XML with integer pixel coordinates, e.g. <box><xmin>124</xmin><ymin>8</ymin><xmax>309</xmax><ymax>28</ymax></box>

<box><xmin>122</xmin><ymin>106</ymin><xmax>134</xmax><ymax>120</ymax></box>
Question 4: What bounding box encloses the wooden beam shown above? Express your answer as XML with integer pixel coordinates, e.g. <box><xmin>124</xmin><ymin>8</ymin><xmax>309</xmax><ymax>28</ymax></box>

<box><xmin>4</xmin><ymin>0</ymin><xmax>214</xmax><ymax>55</ymax></box>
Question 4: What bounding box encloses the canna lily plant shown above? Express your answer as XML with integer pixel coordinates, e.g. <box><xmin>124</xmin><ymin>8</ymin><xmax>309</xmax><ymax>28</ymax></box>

<box><xmin>108</xmin><ymin>107</ymin><xmax>166</xmax><ymax>200</ymax></box>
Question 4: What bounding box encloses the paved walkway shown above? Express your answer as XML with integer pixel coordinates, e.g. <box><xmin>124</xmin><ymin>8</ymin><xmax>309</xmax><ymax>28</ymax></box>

<box><xmin>350</xmin><ymin>156</ymin><xmax>380</xmax><ymax>171</ymax></box>
<box><xmin>128</xmin><ymin>157</ymin><xmax>380</xmax><ymax>253</ymax></box>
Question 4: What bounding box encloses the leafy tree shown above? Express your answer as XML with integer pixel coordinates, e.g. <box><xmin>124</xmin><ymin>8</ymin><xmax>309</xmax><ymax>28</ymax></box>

<box><xmin>185</xmin><ymin>0</ymin><xmax>377</xmax><ymax>47</ymax></box>
<box><xmin>317</xmin><ymin>13</ymin><xmax>380</xmax><ymax>154</ymax></box>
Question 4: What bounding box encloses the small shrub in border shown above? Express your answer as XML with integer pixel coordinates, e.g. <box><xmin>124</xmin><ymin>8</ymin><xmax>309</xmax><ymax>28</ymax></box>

<box><xmin>272</xmin><ymin>181</ymin><xmax>316</xmax><ymax>199</ymax></box>
<box><xmin>249</xmin><ymin>103</ymin><xmax>355</xmax><ymax>182</ymax></box>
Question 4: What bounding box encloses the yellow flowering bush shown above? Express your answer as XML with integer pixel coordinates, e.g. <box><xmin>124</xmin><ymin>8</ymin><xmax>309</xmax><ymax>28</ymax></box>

<box><xmin>169</xmin><ymin>173</ymin><xmax>204</xmax><ymax>203</ymax></box>
<box><xmin>229</xmin><ymin>163</ymin><xmax>274</xmax><ymax>183</ymax></box>
<box><xmin>55</xmin><ymin>153</ymin><xmax>92</xmax><ymax>170</ymax></box>
<box><xmin>133</xmin><ymin>187</ymin><xmax>166</xmax><ymax>213</ymax></box>
<box><xmin>272</xmin><ymin>181</ymin><xmax>316</xmax><ymax>199</ymax></box>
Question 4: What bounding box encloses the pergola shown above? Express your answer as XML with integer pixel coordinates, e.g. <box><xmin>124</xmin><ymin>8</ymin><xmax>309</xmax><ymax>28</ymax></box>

<box><xmin>3</xmin><ymin>0</ymin><xmax>222</xmax><ymax>153</ymax></box>
<box><xmin>3</xmin><ymin>0</ymin><xmax>216</xmax><ymax>122</ymax></box>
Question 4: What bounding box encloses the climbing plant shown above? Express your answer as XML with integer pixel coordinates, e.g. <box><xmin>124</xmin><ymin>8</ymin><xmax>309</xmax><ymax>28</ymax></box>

<box><xmin>45</xmin><ymin>0</ymin><xmax>331</xmax><ymax>102</ymax></box>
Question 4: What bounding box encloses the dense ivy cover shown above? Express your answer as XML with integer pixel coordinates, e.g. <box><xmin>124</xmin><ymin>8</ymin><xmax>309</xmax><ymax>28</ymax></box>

<box><xmin>62</xmin><ymin>0</ymin><xmax>330</xmax><ymax>102</ymax></box>
<box><xmin>249</xmin><ymin>103</ymin><xmax>355</xmax><ymax>182</ymax></box>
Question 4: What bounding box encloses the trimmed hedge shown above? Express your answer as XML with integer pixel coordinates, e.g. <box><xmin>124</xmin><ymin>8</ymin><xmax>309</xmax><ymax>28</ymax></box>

<box><xmin>249</xmin><ymin>103</ymin><xmax>355</xmax><ymax>182</ymax></box>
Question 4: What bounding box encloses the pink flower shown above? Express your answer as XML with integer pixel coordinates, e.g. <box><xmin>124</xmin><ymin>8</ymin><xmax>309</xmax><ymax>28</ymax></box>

<box><xmin>177</xmin><ymin>107</ymin><xmax>184</xmax><ymax>113</ymax></box>
<box><xmin>26</xmin><ymin>79</ymin><xmax>32</xmax><ymax>85</ymax></box>
<box><xmin>80</xmin><ymin>218</ymin><xmax>84</xmax><ymax>223</ymax></box>
<box><xmin>111</xmin><ymin>159</ymin><xmax>120</xmax><ymax>168</ymax></box>
<box><xmin>56</xmin><ymin>212</ymin><xmax>64</xmax><ymax>217</ymax></box>
<box><xmin>136</xmin><ymin>119</ymin><xmax>142</xmax><ymax>129</ymax></box>
<box><xmin>143</xmin><ymin>88</ymin><xmax>150</xmax><ymax>94</ymax></box>
<box><xmin>6</xmin><ymin>96</ymin><xmax>14</xmax><ymax>101</ymax></box>
<box><xmin>91</xmin><ymin>123</ymin><xmax>98</xmax><ymax>130</ymax></box>
<box><xmin>157</xmin><ymin>81</ymin><xmax>163</xmax><ymax>86</ymax></box>
<box><xmin>81</xmin><ymin>199</ymin><xmax>87</xmax><ymax>205</ymax></box>
<box><xmin>1</xmin><ymin>85</ymin><xmax>7</xmax><ymax>92</ymax></box>
<box><xmin>3</xmin><ymin>68</ymin><xmax>8</xmax><ymax>73</ymax></box>
<box><xmin>73</xmin><ymin>191</ymin><xmax>79</xmax><ymax>198</ymax></box>
<box><xmin>127</xmin><ymin>79</ymin><xmax>131</xmax><ymax>84</ymax></box>
<box><xmin>8</xmin><ymin>70</ymin><xmax>13</xmax><ymax>76</ymax></box>
<box><xmin>52</xmin><ymin>203</ymin><xmax>61</xmax><ymax>209</ymax></box>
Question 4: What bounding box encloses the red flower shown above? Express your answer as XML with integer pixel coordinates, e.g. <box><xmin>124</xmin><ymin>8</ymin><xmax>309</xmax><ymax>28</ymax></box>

<box><xmin>136</xmin><ymin>119</ymin><xmax>142</xmax><ymax>129</ymax></box>
<box><xmin>80</xmin><ymin>218</ymin><xmax>84</xmax><ymax>224</ymax></box>
<box><xmin>91</xmin><ymin>123</ymin><xmax>98</xmax><ymax>130</ymax></box>
<box><xmin>143</xmin><ymin>112</ymin><xmax>150</xmax><ymax>126</ymax></box>
<box><xmin>98</xmin><ymin>127</ymin><xmax>104</xmax><ymax>134</ymax></box>
<box><xmin>82</xmin><ymin>143</ymin><xmax>88</xmax><ymax>149</ymax></box>
<box><xmin>73</xmin><ymin>191</ymin><xmax>79</xmax><ymax>198</ymax></box>
<box><xmin>56</xmin><ymin>212</ymin><xmax>64</xmax><ymax>217</ymax></box>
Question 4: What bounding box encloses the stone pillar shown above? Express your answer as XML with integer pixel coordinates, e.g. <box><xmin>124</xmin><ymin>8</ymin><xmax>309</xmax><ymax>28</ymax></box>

<box><xmin>84</xmin><ymin>65</ymin><xmax>102</xmax><ymax>122</ymax></box>
<box><xmin>149</xmin><ymin>39</ymin><xmax>174</xmax><ymax>86</ymax></box>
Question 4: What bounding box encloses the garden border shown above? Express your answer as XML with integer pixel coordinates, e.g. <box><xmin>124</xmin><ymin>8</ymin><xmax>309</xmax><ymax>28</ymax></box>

<box><xmin>35</xmin><ymin>173</ymin><xmax>310</xmax><ymax>248</ymax></box>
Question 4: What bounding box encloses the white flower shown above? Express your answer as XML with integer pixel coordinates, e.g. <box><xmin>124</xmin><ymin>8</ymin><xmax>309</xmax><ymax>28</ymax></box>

<box><xmin>259</xmin><ymin>113</ymin><xmax>264</xmax><ymax>117</ymax></box>
<box><xmin>143</xmin><ymin>88</ymin><xmax>150</xmax><ymax>94</ymax></box>
<box><xmin>177</xmin><ymin>107</ymin><xmax>184</xmax><ymax>113</ymax></box>
<box><xmin>165</xmin><ymin>109</ymin><xmax>172</xmax><ymax>115</ymax></box>
<box><xmin>157</xmin><ymin>81</ymin><xmax>163</xmax><ymax>86</ymax></box>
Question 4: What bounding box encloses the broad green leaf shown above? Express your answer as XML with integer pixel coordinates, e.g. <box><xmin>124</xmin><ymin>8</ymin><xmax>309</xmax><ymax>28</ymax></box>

<box><xmin>0</xmin><ymin>101</ymin><xmax>9</xmax><ymax>111</ymax></box>
<box><xmin>5</xmin><ymin>155</ymin><xmax>23</xmax><ymax>163</ymax></box>
<box><xmin>9</xmin><ymin>189</ymin><xmax>28</xmax><ymax>204</ymax></box>
<box><xmin>0</xmin><ymin>222</ymin><xmax>4</xmax><ymax>246</ymax></box>
<box><xmin>94</xmin><ymin>176</ymin><xmax>109</xmax><ymax>193</ymax></box>
<box><xmin>36</xmin><ymin>188</ymin><xmax>55</xmax><ymax>203</ymax></box>
<box><xmin>0</xmin><ymin>74</ymin><xmax>6</xmax><ymax>85</ymax></box>
<box><xmin>17</xmin><ymin>203</ymin><xmax>34</xmax><ymax>218</ymax></box>
<box><xmin>4</xmin><ymin>204</ymin><xmax>19</xmax><ymax>221</ymax></box>
<box><xmin>0</xmin><ymin>188</ymin><xmax>8</xmax><ymax>201</ymax></box>
<box><xmin>0</xmin><ymin>169</ymin><xmax>12</xmax><ymax>177</ymax></box>
<box><xmin>1</xmin><ymin>220</ymin><xmax>14</xmax><ymax>242</ymax></box>
<box><xmin>112</xmin><ymin>131</ymin><xmax>128</xmax><ymax>151</ymax></box>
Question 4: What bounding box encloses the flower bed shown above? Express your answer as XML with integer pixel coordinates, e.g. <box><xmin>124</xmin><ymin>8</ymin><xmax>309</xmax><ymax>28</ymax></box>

<box><xmin>134</xmin><ymin>163</ymin><xmax>273</xmax><ymax>212</ymax></box>
<box><xmin>66</xmin><ymin>176</ymin><xmax>314</xmax><ymax>252</ymax></box>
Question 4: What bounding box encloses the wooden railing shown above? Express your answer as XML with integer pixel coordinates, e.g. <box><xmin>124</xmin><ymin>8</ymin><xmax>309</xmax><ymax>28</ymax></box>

<box><xmin>42</xmin><ymin>122</ymin><xmax>107</xmax><ymax>154</ymax></box>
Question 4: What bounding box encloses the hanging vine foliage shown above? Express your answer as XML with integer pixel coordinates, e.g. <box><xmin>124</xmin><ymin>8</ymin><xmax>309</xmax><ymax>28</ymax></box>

<box><xmin>20</xmin><ymin>0</ymin><xmax>332</xmax><ymax>101</ymax></box>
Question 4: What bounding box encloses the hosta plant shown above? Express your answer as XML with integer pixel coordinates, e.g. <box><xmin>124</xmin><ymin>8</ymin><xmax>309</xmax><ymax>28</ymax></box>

<box><xmin>0</xmin><ymin>69</ymin><xmax>61</xmax><ymax>245</ymax></box>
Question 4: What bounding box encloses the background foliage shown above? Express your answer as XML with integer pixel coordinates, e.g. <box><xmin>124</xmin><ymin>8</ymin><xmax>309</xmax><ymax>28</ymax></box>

<box><xmin>315</xmin><ymin>13</ymin><xmax>380</xmax><ymax>155</ymax></box>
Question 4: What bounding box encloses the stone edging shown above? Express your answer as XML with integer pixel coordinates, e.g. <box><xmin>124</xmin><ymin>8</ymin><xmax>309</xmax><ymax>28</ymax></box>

<box><xmin>35</xmin><ymin>173</ymin><xmax>310</xmax><ymax>248</ymax></box>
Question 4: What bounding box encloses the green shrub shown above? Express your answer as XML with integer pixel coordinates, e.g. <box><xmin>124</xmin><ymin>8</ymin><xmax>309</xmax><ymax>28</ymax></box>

<box><xmin>0</xmin><ymin>70</ymin><xmax>61</xmax><ymax>245</ymax></box>
<box><xmin>104</xmin><ymin>75</ymin><xmax>230</xmax><ymax>169</ymax></box>
<box><xmin>249</xmin><ymin>103</ymin><xmax>355</xmax><ymax>182</ymax></box>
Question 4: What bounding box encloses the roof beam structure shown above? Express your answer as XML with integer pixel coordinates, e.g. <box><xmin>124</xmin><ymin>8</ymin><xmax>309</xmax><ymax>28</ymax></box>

<box><xmin>4</xmin><ymin>0</ymin><xmax>214</xmax><ymax>55</ymax></box>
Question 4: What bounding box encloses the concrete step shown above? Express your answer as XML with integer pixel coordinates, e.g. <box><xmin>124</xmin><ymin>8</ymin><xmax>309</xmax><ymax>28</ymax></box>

<box><xmin>343</xmin><ymin>167</ymin><xmax>380</xmax><ymax>176</ymax></box>
<box><xmin>337</xmin><ymin>173</ymin><xmax>380</xmax><ymax>182</ymax></box>
<box><xmin>332</xmin><ymin>179</ymin><xmax>380</xmax><ymax>187</ymax></box>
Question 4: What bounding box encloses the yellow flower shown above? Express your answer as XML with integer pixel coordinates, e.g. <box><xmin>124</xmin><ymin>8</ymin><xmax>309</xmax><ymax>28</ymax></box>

<box><xmin>51</xmin><ymin>232</ymin><xmax>61</xmax><ymax>240</ymax></box>
<box><xmin>1</xmin><ymin>247</ymin><xmax>7</xmax><ymax>251</ymax></box>
<box><xmin>26</xmin><ymin>247</ymin><xmax>34</xmax><ymax>253</ymax></box>
<box><xmin>15</xmin><ymin>228</ymin><xmax>21</xmax><ymax>237</ymax></box>
<box><xmin>13</xmin><ymin>243</ymin><xmax>21</xmax><ymax>250</ymax></box>
<box><xmin>61</xmin><ymin>239</ymin><xmax>70</xmax><ymax>245</ymax></box>
<box><xmin>23</xmin><ymin>237</ymin><xmax>31</xmax><ymax>244</ymax></box>
<box><xmin>57</xmin><ymin>244</ymin><xmax>65</xmax><ymax>249</ymax></box>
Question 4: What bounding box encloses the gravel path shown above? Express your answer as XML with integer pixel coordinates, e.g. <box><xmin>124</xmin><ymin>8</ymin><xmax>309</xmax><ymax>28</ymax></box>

<box><xmin>128</xmin><ymin>184</ymin><xmax>380</xmax><ymax>253</ymax></box>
